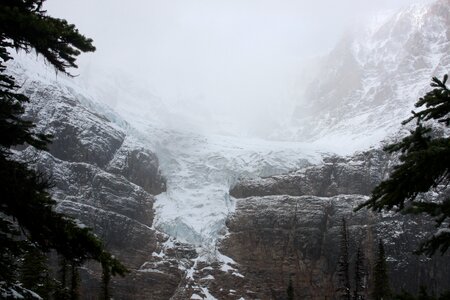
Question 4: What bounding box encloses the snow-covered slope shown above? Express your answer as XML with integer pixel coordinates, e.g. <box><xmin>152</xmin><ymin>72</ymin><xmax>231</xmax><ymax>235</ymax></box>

<box><xmin>7</xmin><ymin>52</ymin><xmax>325</xmax><ymax>249</ymax></box>
<box><xmin>289</xmin><ymin>0</ymin><xmax>449</xmax><ymax>148</ymax></box>
<box><xmin>6</xmin><ymin>1</ymin><xmax>450</xmax><ymax>297</ymax></box>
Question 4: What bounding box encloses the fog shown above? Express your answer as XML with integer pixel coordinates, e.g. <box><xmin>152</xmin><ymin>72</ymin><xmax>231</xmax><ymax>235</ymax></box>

<box><xmin>45</xmin><ymin>0</ymin><xmax>428</xmax><ymax>137</ymax></box>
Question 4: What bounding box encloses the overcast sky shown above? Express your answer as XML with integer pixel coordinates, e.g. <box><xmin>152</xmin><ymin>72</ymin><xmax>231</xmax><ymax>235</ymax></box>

<box><xmin>44</xmin><ymin>0</ymin><xmax>429</xmax><ymax>136</ymax></box>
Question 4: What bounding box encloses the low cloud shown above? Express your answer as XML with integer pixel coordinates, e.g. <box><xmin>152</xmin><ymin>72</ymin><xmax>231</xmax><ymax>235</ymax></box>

<box><xmin>45</xmin><ymin>0</ymin><xmax>429</xmax><ymax>137</ymax></box>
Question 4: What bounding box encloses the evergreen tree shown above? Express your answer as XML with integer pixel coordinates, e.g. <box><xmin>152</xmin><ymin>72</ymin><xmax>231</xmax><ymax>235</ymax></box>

<box><xmin>0</xmin><ymin>220</ymin><xmax>24</xmax><ymax>284</ymax></box>
<box><xmin>0</xmin><ymin>0</ymin><xmax>127</xmax><ymax>296</ymax></box>
<box><xmin>286</xmin><ymin>277</ymin><xmax>294</xmax><ymax>300</ymax></box>
<box><xmin>55</xmin><ymin>257</ymin><xmax>71</xmax><ymax>300</ymax></box>
<box><xmin>70</xmin><ymin>263</ymin><xmax>80</xmax><ymax>300</ymax></box>
<box><xmin>19</xmin><ymin>246</ymin><xmax>52</xmax><ymax>299</ymax></box>
<box><xmin>356</xmin><ymin>75</ymin><xmax>450</xmax><ymax>256</ymax></box>
<box><xmin>337</xmin><ymin>218</ymin><xmax>351</xmax><ymax>300</ymax></box>
<box><xmin>373</xmin><ymin>240</ymin><xmax>391</xmax><ymax>300</ymax></box>
<box><xmin>101</xmin><ymin>259</ymin><xmax>111</xmax><ymax>300</ymax></box>
<box><xmin>353</xmin><ymin>245</ymin><xmax>366</xmax><ymax>300</ymax></box>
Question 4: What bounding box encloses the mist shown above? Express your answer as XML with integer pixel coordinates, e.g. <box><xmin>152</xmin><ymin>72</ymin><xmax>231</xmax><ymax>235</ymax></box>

<box><xmin>44</xmin><ymin>0</ymin><xmax>429</xmax><ymax>138</ymax></box>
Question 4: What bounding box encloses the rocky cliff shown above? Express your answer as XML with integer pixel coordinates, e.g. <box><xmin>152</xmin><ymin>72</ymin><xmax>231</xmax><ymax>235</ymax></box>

<box><xmin>230</xmin><ymin>150</ymin><xmax>390</xmax><ymax>199</ymax></box>
<box><xmin>221</xmin><ymin>149</ymin><xmax>450</xmax><ymax>299</ymax></box>
<box><xmin>14</xmin><ymin>74</ymin><xmax>196</xmax><ymax>299</ymax></box>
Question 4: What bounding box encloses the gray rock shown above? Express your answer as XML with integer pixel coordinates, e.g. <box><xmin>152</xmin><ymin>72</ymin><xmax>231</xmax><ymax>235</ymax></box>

<box><xmin>107</xmin><ymin>142</ymin><xmax>166</xmax><ymax>195</ymax></box>
<box><xmin>220</xmin><ymin>195</ymin><xmax>450</xmax><ymax>299</ymax></box>
<box><xmin>230</xmin><ymin>150</ymin><xmax>392</xmax><ymax>198</ymax></box>
<box><xmin>23</xmin><ymin>85</ymin><xmax>126</xmax><ymax>168</ymax></box>
<box><xmin>223</xmin><ymin>150</ymin><xmax>450</xmax><ymax>299</ymax></box>
<box><xmin>16</xmin><ymin>79</ymin><xmax>186</xmax><ymax>300</ymax></box>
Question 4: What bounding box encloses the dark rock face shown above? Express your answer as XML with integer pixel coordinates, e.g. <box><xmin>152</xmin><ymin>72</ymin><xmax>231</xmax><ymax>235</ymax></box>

<box><xmin>221</xmin><ymin>195</ymin><xmax>372</xmax><ymax>299</ymax></box>
<box><xmin>25</xmin><ymin>152</ymin><xmax>155</xmax><ymax>227</ymax></box>
<box><xmin>107</xmin><ymin>146</ymin><xmax>167</xmax><ymax>195</ymax></box>
<box><xmin>23</xmin><ymin>87</ymin><xmax>126</xmax><ymax>168</ymax></box>
<box><xmin>230</xmin><ymin>150</ymin><xmax>391</xmax><ymax>198</ymax></box>
<box><xmin>18</xmin><ymin>80</ymin><xmax>188</xmax><ymax>300</ymax></box>
<box><xmin>223</xmin><ymin>150</ymin><xmax>450</xmax><ymax>299</ymax></box>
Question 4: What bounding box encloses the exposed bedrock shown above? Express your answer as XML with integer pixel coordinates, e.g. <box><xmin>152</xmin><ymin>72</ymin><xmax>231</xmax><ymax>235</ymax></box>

<box><xmin>18</xmin><ymin>81</ymin><xmax>186</xmax><ymax>300</ymax></box>
<box><xmin>230</xmin><ymin>150</ymin><xmax>391</xmax><ymax>198</ymax></box>
<box><xmin>222</xmin><ymin>150</ymin><xmax>450</xmax><ymax>299</ymax></box>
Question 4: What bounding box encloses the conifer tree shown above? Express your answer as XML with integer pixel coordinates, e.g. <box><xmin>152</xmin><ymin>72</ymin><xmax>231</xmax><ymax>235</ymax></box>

<box><xmin>101</xmin><ymin>259</ymin><xmax>111</xmax><ymax>300</ymax></box>
<box><xmin>356</xmin><ymin>75</ymin><xmax>450</xmax><ymax>256</ymax></box>
<box><xmin>286</xmin><ymin>277</ymin><xmax>294</xmax><ymax>300</ymax></box>
<box><xmin>0</xmin><ymin>0</ymin><xmax>127</xmax><ymax>296</ymax></box>
<box><xmin>55</xmin><ymin>257</ymin><xmax>71</xmax><ymax>300</ymax></box>
<box><xmin>337</xmin><ymin>218</ymin><xmax>351</xmax><ymax>300</ymax></box>
<box><xmin>373</xmin><ymin>240</ymin><xmax>391</xmax><ymax>300</ymax></box>
<box><xmin>19</xmin><ymin>246</ymin><xmax>52</xmax><ymax>299</ymax></box>
<box><xmin>70</xmin><ymin>263</ymin><xmax>80</xmax><ymax>300</ymax></box>
<box><xmin>353</xmin><ymin>245</ymin><xmax>366</xmax><ymax>300</ymax></box>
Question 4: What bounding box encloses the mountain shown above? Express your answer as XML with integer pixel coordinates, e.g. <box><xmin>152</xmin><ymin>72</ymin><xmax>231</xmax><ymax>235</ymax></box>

<box><xmin>289</xmin><ymin>0</ymin><xmax>450</xmax><ymax>149</ymax></box>
<box><xmin>9</xmin><ymin>56</ymin><xmax>190</xmax><ymax>299</ymax></box>
<box><xmin>6</xmin><ymin>0</ymin><xmax>450</xmax><ymax>298</ymax></box>
<box><xmin>8</xmin><ymin>54</ymin><xmax>323</xmax><ymax>298</ymax></box>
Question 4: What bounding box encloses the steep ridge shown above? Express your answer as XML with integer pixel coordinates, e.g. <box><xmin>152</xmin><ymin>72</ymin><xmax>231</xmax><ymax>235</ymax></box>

<box><xmin>289</xmin><ymin>0</ymin><xmax>450</xmax><ymax>148</ymax></box>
